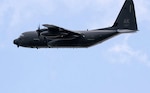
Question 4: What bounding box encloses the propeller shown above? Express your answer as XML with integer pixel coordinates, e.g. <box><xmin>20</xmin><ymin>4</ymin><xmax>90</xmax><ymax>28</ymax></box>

<box><xmin>36</xmin><ymin>25</ymin><xmax>41</xmax><ymax>37</ymax></box>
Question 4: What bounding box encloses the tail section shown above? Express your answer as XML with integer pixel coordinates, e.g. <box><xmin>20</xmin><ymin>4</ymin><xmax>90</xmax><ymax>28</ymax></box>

<box><xmin>112</xmin><ymin>0</ymin><xmax>138</xmax><ymax>32</ymax></box>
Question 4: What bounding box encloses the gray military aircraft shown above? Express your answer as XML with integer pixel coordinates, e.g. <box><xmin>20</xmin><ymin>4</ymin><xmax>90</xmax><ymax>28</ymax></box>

<box><xmin>14</xmin><ymin>0</ymin><xmax>138</xmax><ymax>48</ymax></box>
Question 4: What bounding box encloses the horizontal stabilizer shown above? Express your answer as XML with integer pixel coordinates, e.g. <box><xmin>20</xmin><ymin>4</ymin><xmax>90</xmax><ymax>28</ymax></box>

<box><xmin>117</xmin><ymin>29</ymin><xmax>137</xmax><ymax>33</ymax></box>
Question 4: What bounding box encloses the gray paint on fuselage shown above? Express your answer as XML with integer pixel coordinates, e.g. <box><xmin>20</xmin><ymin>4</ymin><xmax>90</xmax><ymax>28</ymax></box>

<box><xmin>16</xmin><ymin>30</ymin><xmax>118</xmax><ymax>48</ymax></box>
<box><xmin>77</xmin><ymin>30</ymin><xmax>119</xmax><ymax>47</ymax></box>
<box><xmin>17</xmin><ymin>31</ymin><xmax>47</xmax><ymax>48</ymax></box>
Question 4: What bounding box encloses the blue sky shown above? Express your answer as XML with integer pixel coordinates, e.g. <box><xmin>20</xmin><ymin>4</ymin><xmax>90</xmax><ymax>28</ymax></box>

<box><xmin>0</xmin><ymin>0</ymin><xmax>150</xmax><ymax>93</ymax></box>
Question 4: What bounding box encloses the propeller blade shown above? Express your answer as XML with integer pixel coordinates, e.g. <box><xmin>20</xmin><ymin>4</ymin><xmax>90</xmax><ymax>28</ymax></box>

<box><xmin>38</xmin><ymin>25</ymin><xmax>40</xmax><ymax>30</ymax></box>
<box><xmin>36</xmin><ymin>25</ymin><xmax>41</xmax><ymax>37</ymax></box>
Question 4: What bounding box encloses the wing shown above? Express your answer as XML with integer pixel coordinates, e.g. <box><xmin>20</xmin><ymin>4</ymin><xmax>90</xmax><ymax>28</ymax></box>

<box><xmin>42</xmin><ymin>24</ymin><xmax>81</xmax><ymax>37</ymax></box>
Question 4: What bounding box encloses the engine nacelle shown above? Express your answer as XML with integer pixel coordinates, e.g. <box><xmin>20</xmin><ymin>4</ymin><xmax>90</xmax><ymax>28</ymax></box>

<box><xmin>47</xmin><ymin>40</ymin><xmax>60</xmax><ymax>47</ymax></box>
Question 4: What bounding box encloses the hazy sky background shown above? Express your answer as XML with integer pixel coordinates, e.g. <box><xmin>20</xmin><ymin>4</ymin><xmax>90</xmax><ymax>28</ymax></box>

<box><xmin>0</xmin><ymin>0</ymin><xmax>150</xmax><ymax>93</ymax></box>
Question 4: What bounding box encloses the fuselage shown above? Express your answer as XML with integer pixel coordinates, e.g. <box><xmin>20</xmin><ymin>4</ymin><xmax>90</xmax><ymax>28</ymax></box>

<box><xmin>14</xmin><ymin>29</ymin><xmax>119</xmax><ymax>48</ymax></box>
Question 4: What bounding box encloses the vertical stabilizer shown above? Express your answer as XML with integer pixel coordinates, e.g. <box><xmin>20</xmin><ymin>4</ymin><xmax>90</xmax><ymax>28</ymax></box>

<box><xmin>112</xmin><ymin>0</ymin><xmax>138</xmax><ymax>31</ymax></box>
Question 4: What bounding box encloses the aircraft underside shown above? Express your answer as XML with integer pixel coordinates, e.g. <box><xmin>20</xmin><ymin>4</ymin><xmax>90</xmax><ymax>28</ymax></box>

<box><xmin>27</xmin><ymin>32</ymin><xmax>119</xmax><ymax>48</ymax></box>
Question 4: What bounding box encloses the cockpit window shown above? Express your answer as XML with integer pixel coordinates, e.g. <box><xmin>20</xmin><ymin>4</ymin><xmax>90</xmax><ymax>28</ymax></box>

<box><xmin>20</xmin><ymin>34</ymin><xmax>24</xmax><ymax>38</ymax></box>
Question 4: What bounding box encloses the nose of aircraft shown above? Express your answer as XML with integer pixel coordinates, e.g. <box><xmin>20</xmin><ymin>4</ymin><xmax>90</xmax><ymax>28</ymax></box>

<box><xmin>14</xmin><ymin>39</ymin><xmax>17</xmax><ymax>44</ymax></box>
<box><xmin>13</xmin><ymin>39</ymin><xmax>19</xmax><ymax>46</ymax></box>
